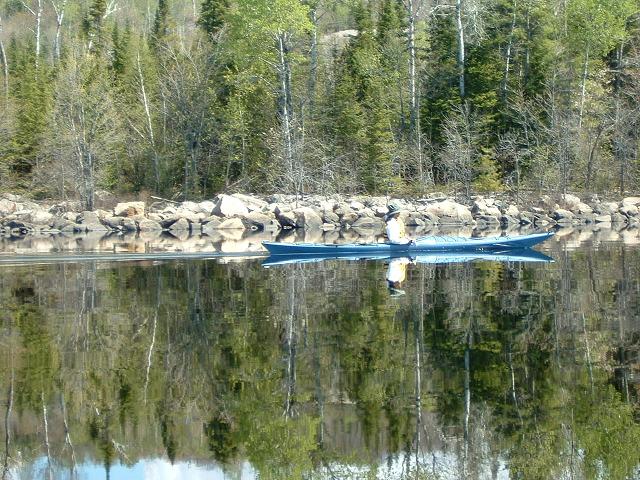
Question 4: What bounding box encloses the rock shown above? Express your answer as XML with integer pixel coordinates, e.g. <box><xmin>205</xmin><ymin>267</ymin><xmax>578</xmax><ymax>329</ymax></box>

<box><xmin>619</xmin><ymin>204</ymin><xmax>639</xmax><ymax>217</ymax></box>
<box><xmin>174</xmin><ymin>208</ymin><xmax>205</xmax><ymax>223</ymax></box>
<box><xmin>596</xmin><ymin>202</ymin><xmax>619</xmax><ymax>215</ymax></box>
<box><xmin>322</xmin><ymin>211</ymin><xmax>339</xmax><ymax>223</ymax></box>
<box><xmin>552</xmin><ymin>208</ymin><xmax>574</xmax><ymax>221</ymax></box>
<box><xmin>213</xmin><ymin>194</ymin><xmax>249</xmax><ymax>217</ymax></box>
<box><xmin>240</xmin><ymin>212</ymin><xmax>280</xmax><ymax>232</ymax></box>
<box><xmin>594</xmin><ymin>214</ymin><xmax>612</xmax><ymax>223</ymax></box>
<box><xmin>180</xmin><ymin>201</ymin><xmax>202</xmax><ymax>213</ymax></box>
<box><xmin>114</xmin><ymin>201</ymin><xmax>145</xmax><ymax>217</ymax></box>
<box><xmin>63</xmin><ymin>212</ymin><xmax>80</xmax><ymax>223</ymax></box>
<box><xmin>622</xmin><ymin>197</ymin><xmax>640</xmax><ymax>206</ymax></box>
<box><xmin>277</xmin><ymin>210</ymin><xmax>297</xmax><ymax>228</ymax></box>
<box><xmin>199</xmin><ymin>200</ymin><xmax>216</xmax><ymax>215</ymax></box>
<box><xmin>159</xmin><ymin>216</ymin><xmax>180</xmax><ymax>229</ymax></box>
<box><xmin>503</xmin><ymin>205</ymin><xmax>520</xmax><ymax>217</ymax></box>
<box><xmin>322</xmin><ymin>223</ymin><xmax>336</xmax><ymax>231</ymax></box>
<box><xmin>80</xmin><ymin>211</ymin><xmax>101</xmax><ymax>224</ymax></box>
<box><xmin>0</xmin><ymin>199</ymin><xmax>17</xmax><ymax>216</ymax></box>
<box><xmin>30</xmin><ymin>211</ymin><xmax>53</xmax><ymax>226</ymax></box>
<box><xmin>425</xmin><ymin>200</ymin><xmax>473</xmax><ymax>224</ymax></box>
<box><xmin>102</xmin><ymin>217</ymin><xmax>123</xmax><ymax>229</ymax></box>
<box><xmin>60</xmin><ymin>223</ymin><xmax>81</xmax><ymax>233</ymax></box>
<box><xmin>475</xmin><ymin>214</ymin><xmax>500</xmax><ymax>224</ymax></box>
<box><xmin>84</xmin><ymin>222</ymin><xmax>109</xmax><ymax>232</ymax></box>
<box><xmin>293</xmin><ymin>207</ymin><xmax>323</xmax><ymax>229</ymax></box>
<box><xmin>138</xmin><ymin>219</ymin><xmax>162</xmax><ymax>232</ymax></box>
<box><xmin>500</xmin><ymin>215</ymin><xmax>519</xmax><ymax>226</ymax></box>
<box><xmin>575</xmin><ymin>202</ymin><xmax>593</xmax><ymax>214</ymax></box>
<box><xmin>217</xmin><ymin>218</ymin><xmax>245</xmax><ymax>230</ymax></box>
<box><xmin>350</xmin><ymin>201</ymin><xmax>366</xmax><ymax>211</ymax></box>
<box><xmin>232</xmin><ymin>193</ymin><xmax>268</xmax><ymax>212</ymax></box>
<box><xmin>611</xmin><ymin>212</ymin><xmax>627</xmax><ymax>224</ymax></box>
<box><xmin>534</xmin><ymin>214</ymin><xmax>554</xmax><ymax>226</ymax></box>
<box><xmin>202</xmin><ymin>218</ymin><xmax>222</xmax><ymax>235</ymax></box>
<box><xmin>560</xmin><ymin>194</ymin><xmax>582</xmax><ymax>210</ymax></box>
<box><xmin>169</xmin><ymin>217</ymin><xmax>191</xmax><ymax>231</ymax></box>
<box><xmin>351</xmin><ymin>216</ymin><xmax>384</xmax><ymax>229</ymax></box>
<box><xmin>121</xmin><ymin>218</ymin><xmax>138</xmax><ymax>232</ymax></box>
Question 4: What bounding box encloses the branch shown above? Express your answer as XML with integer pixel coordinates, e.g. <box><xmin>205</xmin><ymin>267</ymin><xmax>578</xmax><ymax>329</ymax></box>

<box><xmin>20</xmin><ymin>1</ymin><xmax>36</xmax><ymax>16</ymax></box>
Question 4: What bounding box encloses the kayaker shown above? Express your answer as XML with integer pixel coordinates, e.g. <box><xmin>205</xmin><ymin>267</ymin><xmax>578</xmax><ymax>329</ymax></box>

<box><xmin>384</xmin><ymin>204</ymin><xmax>412</xmax><ymax>244</ymax></box>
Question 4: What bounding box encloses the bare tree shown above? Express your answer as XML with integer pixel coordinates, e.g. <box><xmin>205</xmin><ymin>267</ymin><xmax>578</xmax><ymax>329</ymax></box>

<box><xmin>441</xmin><ymin>104</ymin><xmax>477</xmax><ymax>197</ymax></box>
<box><xmin>0</xmin><ymin>14</ymin><xmax>8</xmax><ymax>107</ymax></box>
<box><xmin>21</xmin><ymin>0</ymin><xmax>44</xmax><ymax>70</ymax></box>
<box><xmin>51</xmin><ymin>0</ymin><xmax>68</xmax><ymax>60</ymax></box>
<box><xmin>46</xmin><ymin>46</ymin><xmax>121</xmax><ymax>209</ymax></box>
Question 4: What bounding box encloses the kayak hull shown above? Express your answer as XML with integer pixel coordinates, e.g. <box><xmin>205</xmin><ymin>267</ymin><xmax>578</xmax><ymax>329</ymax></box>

<box><xmin>263</xmin><ymin>232</ymin><xmax>554</xmax><ymax>256</ymax></box>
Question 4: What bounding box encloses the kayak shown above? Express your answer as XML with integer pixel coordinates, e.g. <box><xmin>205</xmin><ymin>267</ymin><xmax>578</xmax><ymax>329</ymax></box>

<box><xmin>263</xmin><ymin>232</ymin><xmax>554</xmax><ymax>256</ymax></box>
<box><xmin>262</xmin><ymin>249</ymin><xmax>554</xmax><ymax>267</ymax></box>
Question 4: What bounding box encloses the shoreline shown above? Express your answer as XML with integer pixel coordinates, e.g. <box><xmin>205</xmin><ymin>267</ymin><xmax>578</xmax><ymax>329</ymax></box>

<box><xmin>1</xmin><ymin>191</ymin><xmax>639</xmax><ymax>239</ymax></box>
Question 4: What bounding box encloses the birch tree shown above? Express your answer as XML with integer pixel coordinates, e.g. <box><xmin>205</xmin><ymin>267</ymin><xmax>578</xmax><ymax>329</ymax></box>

<box><xmin>20</xmin><ymin>0</ymin><xmax>43</xmax><ymax>70</ymax></box>
<box><xmin>0</xmin><ymin>14</ymin><xmax>8</xmax><ymax>106</ymax></box>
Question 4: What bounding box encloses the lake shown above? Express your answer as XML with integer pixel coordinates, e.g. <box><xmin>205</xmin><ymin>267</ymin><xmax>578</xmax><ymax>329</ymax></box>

<box><xmin>1</xmin><ymin>228</ymin><xmax>639</xmax><ymax>480</ymax></box>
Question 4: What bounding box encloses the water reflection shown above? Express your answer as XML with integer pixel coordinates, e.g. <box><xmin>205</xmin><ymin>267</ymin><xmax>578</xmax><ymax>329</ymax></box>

<box><xmin>0</xmin><ymin>238</ymin><xmax>639</xmax><ymax>479</ymax></box>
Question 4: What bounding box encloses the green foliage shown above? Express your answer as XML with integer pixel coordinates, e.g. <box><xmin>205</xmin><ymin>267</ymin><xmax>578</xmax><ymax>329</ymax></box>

<box><xmin>198</xmin><ymin>0</ymin><xmax>229</xmax><ymax>37</ymax></box>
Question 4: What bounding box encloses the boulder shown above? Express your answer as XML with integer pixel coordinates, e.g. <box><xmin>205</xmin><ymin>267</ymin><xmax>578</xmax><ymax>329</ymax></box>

<box><xmin>102</xmin><ymin>216</ymin><xmax>123</xmax><ymax>229</ymax></box>
<box><xmin>30</xmin><ymin>210</ymin><xmax>53</xmax><ymax>226</ymax></box>
<box><xmin>612</xmin><ymin>212</ymin><xmax>628</xmax><ymax>224</ymax></box>
<box><xmin>121</xmin><ymin>218</ymin><xmax>138</xmax><ymax>232</ymax></box>
<box><xmin>552</xmin><ymin>208</ymin><xmax>574</xmax><ymax>221</ymax></box>
<box><xmin>114</xmin><ymin>201</ymin><xmax>145</xmax><ymax>217</ymax></box>
<box><xmin>339</xmin><ymin>211</ymin><xmax>359</xmax><ymax>227</ymax></box>
<box><xmin>169</xmin><ymin>217</ymin><xmax>191</xmax><ymax>231</ymax></box>
<box><xmin>232</xmin><ymin>193</ymin><xmax>268</xmax><ymax>212</ymax></box>
<box><xmin>575</xmin><ymin>202</ymin><xmax>593</xmax><ymax>215</ymax></box>
<box><xmin>80</xmin><ymin>211</ymin><xmax>101</xmax><ymax>224</ymax></box>
<box><xmin>599</xmin><ymin>202</ymin><xmax>620</xmax><ymax>215</ymax></box>
<box><xmin>322</xmin><ymin>211</ymin><xmax>339</xmax><ymax>223</ymax></box>
<box><xmin>84</xmin><ymin>222</ymin><xmax>109</xmax><ymax>232</ymax></box>
<box><xmin>0</xmin><ymin>199</ymin><xmax>17</xmax><ymax>216</ymax></box>
<box><xmin>293</xmin><ymin>207</ymin><xmax>323</xmax><ymax>229</ymax></box>
<box><xmin>199</xmin><ymin>200</ymin><xmax>216</xmax><ymax>215</ymax></box>
<box><xmin>277</xmin><ymin>210</ymin><xmax>297</xmax><ymax>228</ymax></box>
<box><xmin>503</xmin><ymin>205</ymin><xmax>520</xmax><ymax>217</ymax></box>
<box><xmin>180</xmin><ymin>201</ymin><xmax>202</xmax><ymax>214</ymax></box>
<box><xmin>594</xmin><ymin>214</ymin><xmax>612</xmax><ymax>223</ymax></box>
<box><xmin>619</xmin><ymin>204</ymin><xmax>639</xmax><ymax>217</ymax></box>
<box><xmin>94</xmin><ymin>190</ymin><xmax>118</xmax><ymax>209</ymax></box>
<box><xmin>240</xmin><ymin>212</ymin><xmax>280</xmax><ymax>232</ymax></box>
<box><xmin>212</xmin><ymin>194</ymin><xmax>249</xmax><ymax>217</ymax></box>
<box><xmin>622</xmin><ymin>197</ymin><xmax>640</xmax><ymax>206</ymax></box>
<box><xmin>138</xmin><ymin>219</ymin><xmax>162</xmax><ymax>232</ymax></box>
<box><xmin>560</xmin><ymin>194</ymin><xmax>582</xmax><ymax>210</ymax></box>
<box><xmin>202</xmin><ymin>218</ymin><xmax>222</xmax><ymax>236</ymax></box>
<box><xmin>351</xmin><ymin>216</ymin><xmax>384</xmax><ymax>229</ymax></box>
<box><xmin>425</xmin><ymin>200</ymin><xmax>473</xmax><ymax>224</ymax></box>
<box><xmin>217</xmin><ymin>217</ymin><xmax>245</xmax><ymax>230</ymax></box>
<box><xmin>159</xmin><ymin>216</ymin><xmax>180</xmax><ymax>229</ymax></box>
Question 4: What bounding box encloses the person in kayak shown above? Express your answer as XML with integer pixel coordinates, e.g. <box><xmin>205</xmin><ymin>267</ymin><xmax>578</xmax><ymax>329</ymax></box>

<box><xmin>384</xmin><ymin>204</ymin><xmax>414</xmax><ymax>245</ymax></box>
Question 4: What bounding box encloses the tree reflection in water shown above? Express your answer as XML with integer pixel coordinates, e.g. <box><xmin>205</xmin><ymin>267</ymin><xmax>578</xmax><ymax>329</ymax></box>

<box><xmin>0</xmin><ymin>240</ymin><xmax>639</xmax><ymax>479</ymax></box>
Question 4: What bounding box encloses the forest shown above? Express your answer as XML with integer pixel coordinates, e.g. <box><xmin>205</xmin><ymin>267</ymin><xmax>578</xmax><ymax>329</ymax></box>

<box><xmin>0</xmin><ymin>0</ymin><xmax>639</xmax><ymax>209</ymax></box>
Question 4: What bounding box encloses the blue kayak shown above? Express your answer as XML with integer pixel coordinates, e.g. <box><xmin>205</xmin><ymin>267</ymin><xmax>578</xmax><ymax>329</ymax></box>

<box><xmin>262</xmin><ymin>249</ymin><xmax>554</xmax><ymax>267</ymax></box>
<box><xmin>263</xmin><ymin>232</ymin><xmax>554</xmax><ymax>256</ymax></box>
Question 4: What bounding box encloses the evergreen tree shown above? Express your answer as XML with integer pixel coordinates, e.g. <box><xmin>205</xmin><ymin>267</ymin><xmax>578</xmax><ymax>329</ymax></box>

<box><xmin>198</xmin><ymin>0</ymin><xmax>229</xmax><ymax>37</ymax></box>
<box><xmin>153</xmin><ymin>0</ymin><xmax>170</xmax><ymax>45</ymax></box>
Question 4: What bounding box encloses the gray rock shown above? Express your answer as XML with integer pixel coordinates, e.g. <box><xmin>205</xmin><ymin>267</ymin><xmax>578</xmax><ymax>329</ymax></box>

<box><xmin>169</xmin><ymin>217</ymin><xmax>191</xmax><ymax>231</ymax></box>
<box><xmin>102</xmin><ymin>216</ymin><xmax>123</xmax><ymax>229</ymax></box>
<box><xmin>352</xmin><ymin>216</ymin><xmax>384</xmax><ymax>229</ymax></box>
<box><xmin>293</xmin><ymin>207</ymin><xmax>323</xmax><ymax>229</ymax></box>
<box><xmin>198</xmin><ymin>200</ymin><xmax>216</xmax><ymax>215</ymax></box>
<box><xmin>612</xmin><ymin>212</ymin><xmax>628</xmax><ymax>224</ymax></box>
<box><xmin>277</xmin><ymin>210</ymin><xmax>297</xmax><ymax>228</ymax></box>
<box><xmin>594</xmin><ymin>214</ymin><xmax>612</xmax><ymax>223</ymax></box>
<box><xmin>232</xmin><ymin>193</ymin><xmax>268</xmax><ymax>212</ymax></box>
<box><xmin>138</xmin><ymin>219</ymin><xmax>162</xmax><ymax>232</ymax></box>
<box><xmin>213</xmin><ymin>194</ymin><xmax>249</xmax><ymax>217</ymax></box>
<box><xmin>425</xmin><ymin>200</ymin><xmax>473</xmax><ymax>224</ymax></box>
<box><xmin>475</xmin><ymin>214</ymin><xmax>500</xmax><ymax>224</ymax></box>
<box><xmin>114</xmin><ymin>201</ymin><xmax>145</xmax><ymax>217</ymax></box>
<box><xmin>0</xmin><ymin>199</ymin><xmax>17</xmax><ymax>216</ymax></box>
<box><xmin>339</xmin><ymin>211</ymin><xmax>359</xmax><ymax>226</ymax></box>
<box><xmin>240</xmin><ymin>212</ymin><xmax>280</xmax><ymax>231</ymax></box>
<box><xmin>622</xmin><ymin>196</ymin><xmax>640</xmax><ymax>206</ymax></box>
<box><xmin>552</xmin><ymin>208</ymin><xmax>574</xmax><ymax>220</ymax></box>
<box><xmin>94</xmin><ymin>190</ymin><xmax>118</xmax><ymax>209</ymax></box>
<box><xmin>121</xmin><ymin>218</ymin><xmax>138</xmax><ymax>232</ymax></box>
<box><xmin>30</xmin><ymin>210</ymin><xmax>53</xmax><ymax>226</ymax></box>
<box><xmin>218</xmin><ymin>218</ymin><xmax>245</xmax><ymax>230</ymax></box>
<box><xmin>322</xmin><ymin>211</ymin><xmax>339</xmax><ymax>223</ymax></box>
<box><xmin>84</xmin><ymin>222</ymin><xmax>109</xmax><ymax>232</ymax></box>
<box><xmin>60</xmin><ymin>223</ymin><xmax>81</xmax><ymax>233</ymax></box>
<box><xmin>160</xmin><ymin>216</ymin><xmax>180</xmax><ymax>229</ymax></box>
<box><xmin>80</xmin><ymin>211</ymin><xmax>101</xmax><ymax>224</ymax></box>
<box><xmin>202</xmin><ymin>218</ymin><xmax>222</xmax><ymax>235</ymax></box>
<box><xmin>619</xmin><ymin>204</ymin><xmax>638</xmax><ymax>217</ymax></box>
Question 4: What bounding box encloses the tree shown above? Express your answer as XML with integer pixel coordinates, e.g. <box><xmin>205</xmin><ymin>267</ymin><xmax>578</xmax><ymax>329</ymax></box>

<box><xmin>198</xmin><ymin>0</ymin><xmax>228</xmax><ymax>38</ymax></box>
<box><xmin>45</xmin><ymin>45</ymin><xmax>122</xmax><ymax>209</ymax></box>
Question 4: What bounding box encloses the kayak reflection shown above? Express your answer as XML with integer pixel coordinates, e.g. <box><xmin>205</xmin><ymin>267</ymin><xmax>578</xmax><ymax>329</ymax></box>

<box><xmin>261</xmin><ymin>249</ymin><xmax>554</xmax><ymax>267</ymax></box>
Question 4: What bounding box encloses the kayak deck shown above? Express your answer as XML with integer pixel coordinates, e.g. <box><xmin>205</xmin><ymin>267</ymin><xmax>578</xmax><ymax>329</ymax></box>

<box><xmin>263</xmin><ymin>232</ymin><xmax>554</xmax><ymax>256</ymax></box>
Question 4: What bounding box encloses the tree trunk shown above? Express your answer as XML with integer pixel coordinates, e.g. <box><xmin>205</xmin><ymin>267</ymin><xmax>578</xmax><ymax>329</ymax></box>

<box><xmin>406</xmin><ymin>0</ymin><xmax>424</xmax><ymax>183</ymax></box>
<box><xmin>277</xmin><ymin>32</ymin><xmax>295</xmax><ymax>189</ymax></box>
<box><xmin>2</xmin><ymin>366</ymin><xmax>13</xmax><ymax>480</ymax></box>
<box><xmin>136</xmin><ymin>53</ymin><xmax>160</xmax><ymax>190</ymax></box>
<box><xmin>51</xmin><ymin>0</ymin><xmax>68</xmax><ymax>61</ymax></box>
<box><xmin>578</xmin><ymin>44</ymin><xmax>589</xmax><ymax>131</ymax></box>
<box><xmin>502</xmin><ymin>0</ymin><xmax>517</xmax><ymax>101</ymax></box>
<box><xmin>0</xmin><ymin>16</ymin><xmax>8</xmax><ymax>108</ymax></box>
<box><xmin>455</xmin><ymin>0</ymin><xmax>466</xmax><ymax>100</ymax></box>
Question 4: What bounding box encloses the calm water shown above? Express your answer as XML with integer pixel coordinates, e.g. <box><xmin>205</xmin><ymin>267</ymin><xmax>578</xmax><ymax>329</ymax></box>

<box><xmin>1</xmin><ymin>233</ymin><xmax>640</xmax><ymax>480</ymax></box>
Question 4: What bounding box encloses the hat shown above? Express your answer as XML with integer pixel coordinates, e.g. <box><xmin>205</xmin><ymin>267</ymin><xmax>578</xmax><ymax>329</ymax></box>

<box><xmin>385</xmin><ymin>204</ymin><xmax>402</xmax><ymax>220</ymax></box>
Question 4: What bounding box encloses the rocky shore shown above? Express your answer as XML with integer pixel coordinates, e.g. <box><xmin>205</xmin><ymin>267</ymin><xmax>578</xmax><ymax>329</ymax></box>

<box><xmin>1</xmin><ymin>191</ymin><xmax>639</xmax><ymax>238</ymax></box>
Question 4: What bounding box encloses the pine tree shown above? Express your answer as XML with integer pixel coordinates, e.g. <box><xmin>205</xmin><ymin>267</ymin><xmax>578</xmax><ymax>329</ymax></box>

<box><xmin>198</xmin><ymin>0</ymin><xmax>229</xmax><ymax>37</ymax></box>
<box><xmin>153</xmin><ymin>0</ymin><xmax>170</xmax><ymax>45</ymax></box>
<box><xmin>84</xmin><ymin>0</ymin><xmax>107</xmax><ymax>53</ymax></box>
